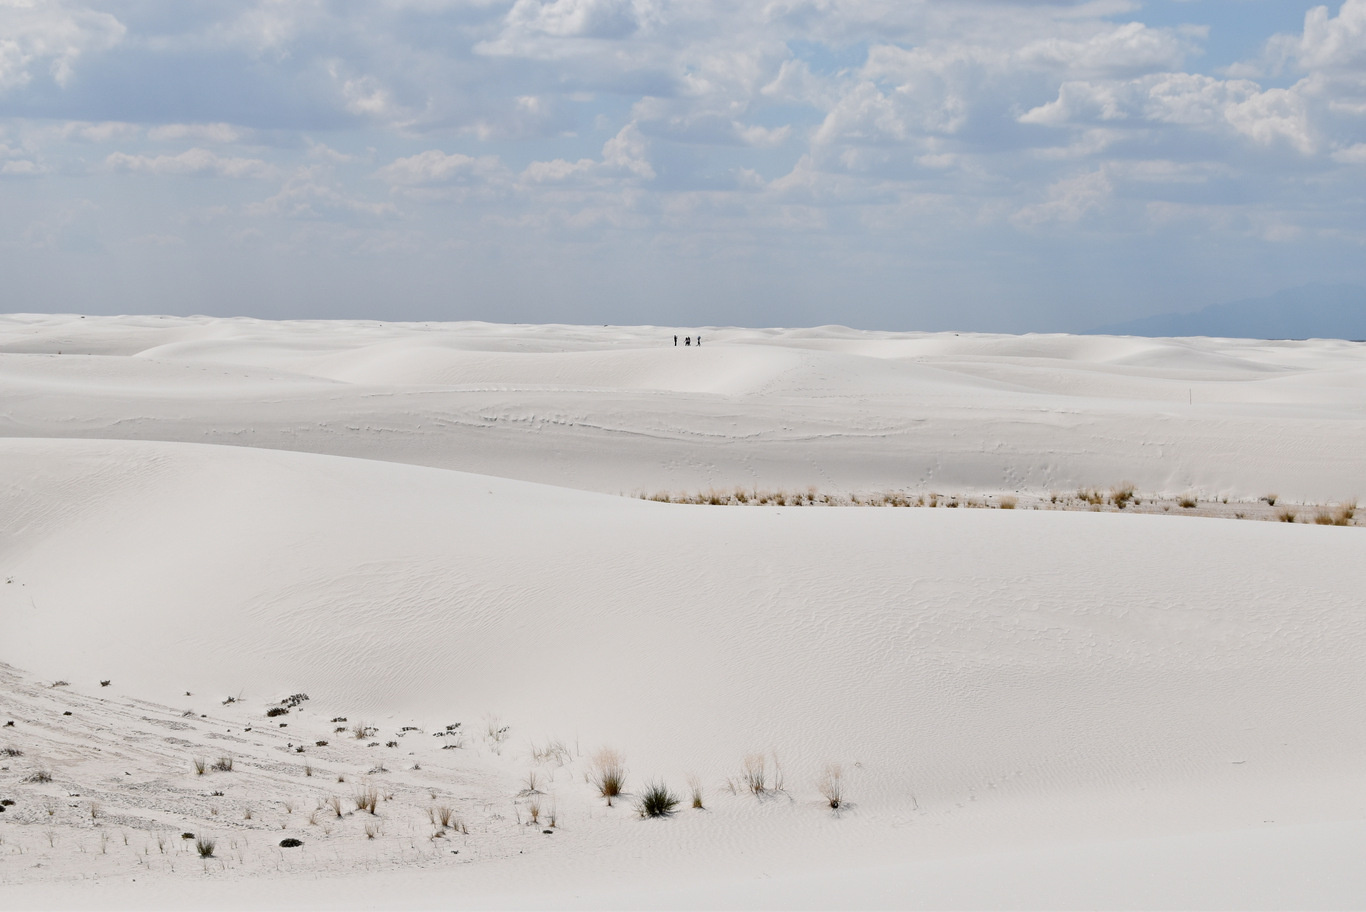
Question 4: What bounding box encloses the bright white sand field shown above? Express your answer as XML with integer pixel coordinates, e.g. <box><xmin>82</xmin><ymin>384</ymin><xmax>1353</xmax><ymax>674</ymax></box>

<box><xmin>1</xmin><ymin>314</ymin><xmax>1364</xmax><ymax>910</ymax></box>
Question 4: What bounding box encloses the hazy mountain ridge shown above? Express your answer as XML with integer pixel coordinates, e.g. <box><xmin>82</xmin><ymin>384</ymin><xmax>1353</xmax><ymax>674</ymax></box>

<box><xmin>1091</xmin><ymin>283</ymin><xmax>1366</xmax><ymax>341</ymax></box>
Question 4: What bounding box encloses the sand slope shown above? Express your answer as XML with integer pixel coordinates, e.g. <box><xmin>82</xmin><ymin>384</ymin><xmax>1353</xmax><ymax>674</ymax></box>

<box><xmin>2</xmin><ymin>317</ymin><xmax>1366</xmax><ymax>908</ymax></box>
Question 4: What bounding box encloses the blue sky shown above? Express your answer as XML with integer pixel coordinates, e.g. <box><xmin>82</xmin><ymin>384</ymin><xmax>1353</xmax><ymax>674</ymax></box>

<box><xmin>1</xmin><ymin>0</ymin><xmax>1363</xmax><ymax>331</ymax></box>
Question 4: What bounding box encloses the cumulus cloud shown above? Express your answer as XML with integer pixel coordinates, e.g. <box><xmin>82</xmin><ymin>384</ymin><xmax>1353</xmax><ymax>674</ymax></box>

<box><xmin>505</xmin><ymin>0</ymin><xmax>653</xmax><ymax>40</ymax></box>
<box><xmin>1021</xmin><ymin>72</ymin><xmax>1320</xmax><ymax>155</ymax></box>
<box><xmin>4</xmin><ymin>0</ymin><xmax>1366</xmax><ymax>325</ymax></box>
<box><xmin>1267</xmin><ymin>0</ymin><xmax>1366</xmax><ymax>73</ymax></box>
<box><xmin>375</xmin><ymin>149</ymin><xmax>507</xmax><ymax>185</ymax></box>
<box><xmin>0</xmin><ymin>0</ymin><xmax>125</xmax><ymax>91</ymax></box>
<box><xmin>519</xmin><ymin>122</ymin><xmax>655</xmax><ymax>184</ymax></box>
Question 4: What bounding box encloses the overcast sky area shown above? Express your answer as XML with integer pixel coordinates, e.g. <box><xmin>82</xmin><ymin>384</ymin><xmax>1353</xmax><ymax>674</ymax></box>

<box><xmin>1</xmin><ymin>0</ymin><xmax>1364</xmax><ymax>331</ymax></box>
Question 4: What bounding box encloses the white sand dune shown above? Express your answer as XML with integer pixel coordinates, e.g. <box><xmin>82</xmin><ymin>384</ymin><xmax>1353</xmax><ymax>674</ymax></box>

<box><xmin>1</xmin><ymin>315</ymin><xmax>1365</xmax><ymax>908</ymax></box>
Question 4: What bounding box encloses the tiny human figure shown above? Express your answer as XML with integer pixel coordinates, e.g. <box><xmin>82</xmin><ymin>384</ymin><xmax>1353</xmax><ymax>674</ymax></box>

<box><xmin>696</xmin><ymin>334</ymin><xmax>702</xmax><ymax>346</ymax></box>
<box><xmin>685</xmin><ymin>336</ymin><xmax>691</xmax><ymax>346</ymax></box>
<box><xmin>674</xmin><ymin>334</ymin><xmax>678</xmax><ymax>346</ymax></box>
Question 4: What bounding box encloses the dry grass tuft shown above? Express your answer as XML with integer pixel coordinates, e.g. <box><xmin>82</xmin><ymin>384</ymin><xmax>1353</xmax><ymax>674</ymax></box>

<box><xmin>592</xmin><ymin>748</ymin><xmax>626</xmax><ymax>804</ymax></box>
<box><xmin>1278</xmin><ymin>508</ymin><xmax>1298</xmax><ymax>523</ymax></box>
<box><xmin>1315</xmin><ymin>501</ymin><xmax>1357</xmax><ymax>526</ymax></box>
<box><xmin>1177</xmin><ymin>494</ymin><xmax>1198</xmax><ymax>509</ymax></box>
<box><xmin>742</xmin><ymin>754</ymin><xmax>767</xmax><ymax>795</ymax></box>
<box><xmin>353</xmin><ymin>784</ymin><xmax>379</xmax><ymax>815</ymax></box>
<box><xmin>195</xmin><ymin>836</ymin><xmax>215</xmax><ymax>858</ymax></box>
<box><xmin>687</xmin><ymin>773</ymin><xmax>704</xmax><ymax>810</ymax></box>
<box><xmin>817</xmin><ymin>763</ymin><xmax>844</xmax><ymax>810</ymax></box>
<box><xmin>998</xmin><ymin>495</ymin><xmax>1017</xmax><ymax>510</ymax></box>
<box><xmin>1110</xmin><ymin>482</ymin><xmax>1136</xmax><ymax>509</ymax></box>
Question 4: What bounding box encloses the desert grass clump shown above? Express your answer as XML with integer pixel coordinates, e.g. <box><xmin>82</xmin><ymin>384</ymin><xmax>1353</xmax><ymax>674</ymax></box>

<box><xmin>1262</xmin><ymin>493</ymin><xmax>1278</xmax><ymax>506</ymax></box>
<box><xmin>998</xmin><ymin>495</ymin><xmax>1017</xmax><ymax>510</ymax></box>
<box><xmin>637</xmin><ymin>782</ymin><xmax>679</xmax><ymax>818</ymax></box>
<box><xmin>1110</xmin><ymin>482</ymin><xmax>1136</xmax><ymax>509</ymax></box>
<box><xmin>2</xmin><ymin>746</ymin><xmax>23</xmax><ymax>757</ymax></box>
<box><xmin>191</xmin><ymin>756</ymin><xmax>208</xmax><ymax>776</ymax></box>
<box><xmin>435</xmin><ymin>804</ymin><xmax>456</xmax><ymax>828</ymax></box>
<box><xmin>1278</xmin><ymin>508</ymin><xmax>1298</xmax><ymax>523</ymax></box>
<box><xmin>1077</xmin><ymin>488</ymin><xmax>1103</xmax><ymax>506</ymax></box>
<box><xmin>1177</xmin><ymin>493</ymin><xmax>1198</xmax><ymax>509</ymax></box>
<box><xmin>353</xmin><ymin>784</ymin><xmax>379</xmax><ymax>815</ymax></box>
<box><xmin>364</xmin><ymin>821</ymin><xmax>381</xmax><ymax>839</ymax></box>
<box><xmin>742</xmin><ymin>754</ymin><xmax>767</xmax><ymax>794</ymax></box>
<box><xmin>687</xmin><ymin>773</ymin><xmax>704</xmax><ymax>809</ymax></box>
<box><xmin>817</xmin><ymin>763</ymin><xmax>844</xmax><ymax>810</ymax></box>
<box><xmin>23</xmin><ymin>768</ymin><xmax>53</xmax><ymax>784</ymax></box>
<box><xmin>326</xmin><ymin>795</ymin><xmax>343</xmax><ymax>818</ymax></box>
<box><xmin>195</xmin><ymin>837</ymin><xmax>216</xmax><ymax>858</ymax></box>
<box><xmin>530</xmin><ymin>738</ymin><xmax>571</xmax><ymax>766</ymax></box>
<box><xmin>212</xmin><ymin>755</ymin><xmax>234</xmax><ymax>772</ymax></box>
<box><xmin>591</xmin><ymin>748</ymin><xmax>626</xmax><ymax>805</ymax></box>
<box><xmin>1316</xmin><ymin>502</ymin><xmax>1357</xmax><ymax>526</ymax></box>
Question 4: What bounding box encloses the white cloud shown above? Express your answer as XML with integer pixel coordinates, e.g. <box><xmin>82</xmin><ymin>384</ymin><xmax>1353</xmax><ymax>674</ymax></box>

<box><xmin>147</xmin><ymin>123</ymin><xmax>249</xmax><ymax>145</ymax></box>
<box><xmin>1013</xmin><ymin>168</ymin><xmax>1113</xmax><ymax>226</ymax></box>
<box><xmin>247</xmin><ymin>169</ymin><xmax>396</xmax><ymax>219</ymax></box>
<box><xmin>58</xmin><ymin>121</ymin><xmax>139</xmax><ymax>143</ymax></box>
<box><xmin>0</xmin><ymin>0</ymin><xmax>125</xmax><ymax>91</ymax></box>
<box><xmin>1022</xmin><ymin>72</ymin><xmax>1319</xmax><ymax>155</ymax></box>
<box><xmin>104</xmin><ymin>148</ymin><xmax>274</xmax><ymax>179</ymax></box>
<box><xmin>375</xmin><ymin>149</ymin><xmax>506</xmax><ymax>185</ymax></box>
<box><xmin>1016</xmin><ymin>21</ymin><xmax>1197</xmax><ymax>77</ymax></box>
<box><xmin>1331</xmin><ymin>142</ymin><xmax>1366</xmax><ymax>163</ymax></box>
<box><xmin>504</xmin><ymin>0</ymin><xmax>654</xmax><ymax>39</ymax></box>
<box><xmin>1268</xmin><ymin>0</ymin><xmax>1366</xmax><ymax>72</ymax></box>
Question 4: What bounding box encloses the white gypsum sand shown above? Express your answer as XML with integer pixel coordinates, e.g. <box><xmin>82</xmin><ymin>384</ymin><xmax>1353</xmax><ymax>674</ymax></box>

<box><xmin>0</xmin><ymin>315</ymin><xmax>1364</xmax><ymax>910</ymax></box>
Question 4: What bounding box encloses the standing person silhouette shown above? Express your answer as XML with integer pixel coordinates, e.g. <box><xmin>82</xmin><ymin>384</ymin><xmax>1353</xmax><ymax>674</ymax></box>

<box><xmin>674</xmin><ymin>334</ymin><xmax>677</xmax><ymax>346</ymax></box>
<box><xmin>696</xmin><ymin>334</ymin><xmax>702</xmax><ymax>346</ymax></box>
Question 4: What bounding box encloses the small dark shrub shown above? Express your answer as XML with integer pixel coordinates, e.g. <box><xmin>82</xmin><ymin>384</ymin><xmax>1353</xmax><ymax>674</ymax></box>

<box><xmin>195</xmin><ymin>837</ymin><xmax>216</xmax><ymax>858</ymax></box>
<box><xmin>266</xmin><ymin>707</ymin><xmax>289</xmax><ymax>718</ymax></box>
<box><xmin>638</xmin><ymin>782</ymin><xmax>679</xmax><ymax>818</ymax></box>
<box><xmin>280</xmin><ymin>838</ymin><xmax>303</xmax><ymax>848</ymax></box>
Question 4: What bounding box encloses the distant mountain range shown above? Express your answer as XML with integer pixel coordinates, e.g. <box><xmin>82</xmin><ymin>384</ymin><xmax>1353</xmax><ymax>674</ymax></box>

<box><xmin>1089</xmin><ymin>283</ymin><xmax>1366</xmax><ymax>341</ymax></box>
